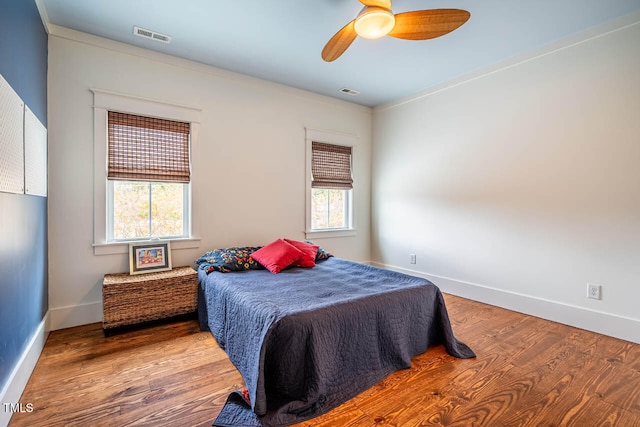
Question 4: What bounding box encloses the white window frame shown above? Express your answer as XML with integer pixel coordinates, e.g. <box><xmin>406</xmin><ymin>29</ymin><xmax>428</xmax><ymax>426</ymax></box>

<box><xmin>92</xmin><ymin>89</ymin><xmax>202</xmax><ymax>255</ymax></box>
<box><xmin>305</xmin><ymin>128</ymin><xmax>357</xmax><ymax>239</ymax></box>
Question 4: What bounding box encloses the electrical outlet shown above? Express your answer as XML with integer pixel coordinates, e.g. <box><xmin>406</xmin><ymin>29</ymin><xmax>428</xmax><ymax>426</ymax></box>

<box><xmin>587</xmin><ymin>283</ymin><xmax>601</xmax><ymax>300</ymax></box>
<box><xmin>410</xmin><ymin>254</ymin><xmax>416</xmax><ymax>264</ymax></box>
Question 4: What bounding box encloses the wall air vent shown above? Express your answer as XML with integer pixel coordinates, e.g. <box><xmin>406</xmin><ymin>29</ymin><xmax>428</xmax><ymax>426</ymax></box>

<box><xmin>133</xmin><ymin>26</ymin><xmax>171</xmax><ymax>44</ymax></box>
<box><xmin>339</xmin><ymin>88</ymin><xmax>360</xmax><ymax>96</ymax></box>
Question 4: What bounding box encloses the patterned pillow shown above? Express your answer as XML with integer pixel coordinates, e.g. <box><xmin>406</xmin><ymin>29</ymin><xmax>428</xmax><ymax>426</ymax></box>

<box><xmin>305</xmin><ymin>241</ymin><xmax>333</xmax><ymax>261</ymax></box>
<box><xmin>195</xmin><ymin>246</ymin><xmax>264</xmax><ymax>274</ymax></box>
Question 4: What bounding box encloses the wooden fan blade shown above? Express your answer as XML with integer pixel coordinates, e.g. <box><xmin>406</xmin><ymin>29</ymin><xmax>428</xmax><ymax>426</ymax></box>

<box><xmin>388</xmin><ymin>9</ymin><xmax>470</xmax><ymax>40</ymax></box>
<box><xmin>322</xmin><ymin>20</ymin><xmax>358</xmax><ymax>62</ymax></box>
<box><xmin>358</xmin><ymin>0</ymin><xmax>391</xmax><ymax>10</ymax></box>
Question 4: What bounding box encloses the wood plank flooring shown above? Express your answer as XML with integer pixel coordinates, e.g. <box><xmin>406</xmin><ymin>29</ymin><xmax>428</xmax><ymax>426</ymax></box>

<box><xmin>9</xmin><ymin>294</ymin><xmax>640</xmax><ymax>426</ymax></box>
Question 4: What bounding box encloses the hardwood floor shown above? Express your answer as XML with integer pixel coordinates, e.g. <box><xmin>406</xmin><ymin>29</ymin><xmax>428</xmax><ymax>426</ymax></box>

<box><xmin>9</xmin><ymin>294</ymin><xmax>640</xmax><ymax>426</ymax></box>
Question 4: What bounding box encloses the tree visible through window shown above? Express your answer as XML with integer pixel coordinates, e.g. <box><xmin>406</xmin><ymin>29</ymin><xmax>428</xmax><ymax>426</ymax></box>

<box><xmin>311</xmin><ymin>188</ymin><xmax>347</xmax><ymax>229</ymax></box>
<box><xmin>112</xmin><ymin>181</ymin><xmax>185</xmax><ymax>240</ymax></box>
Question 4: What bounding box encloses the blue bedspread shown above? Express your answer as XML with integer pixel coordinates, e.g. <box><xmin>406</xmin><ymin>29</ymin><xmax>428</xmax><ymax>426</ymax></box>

<box><xmin>198</xmin><ymin>258</ymin><xmax>475</xmax><ymax>426</ymax></box>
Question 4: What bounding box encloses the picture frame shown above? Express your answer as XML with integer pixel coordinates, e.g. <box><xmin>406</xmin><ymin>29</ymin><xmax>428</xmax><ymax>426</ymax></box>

<box><xmin>129</xmin><ymin>241</ymin><xmax>172</xmax><ymax>275</ymax></box>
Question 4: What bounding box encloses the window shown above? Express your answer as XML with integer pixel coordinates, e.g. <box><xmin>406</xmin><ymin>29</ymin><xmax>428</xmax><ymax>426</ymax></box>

<box><xmin>305</xmin><ymin>129</ymin><xmax>356</xmax><ymax>238</ymax></box>
<box><xmin>92</xmin><ymin>89</ymin><xmax>202</xmax><ymax>255</ymax></box>
<box><xmin>310</xmin><ymin>141</ymin><xmax>352</xmax><ymax>230</ymax></box>
<box><xmin>311</xmin><ymin>188</ymin><xmax>349</xmax><ymax>229</ymax></box>
<box><xmin>107</xmin><ymin>112</ymin><xmax>190</xmax><ymax>241</ymax></box>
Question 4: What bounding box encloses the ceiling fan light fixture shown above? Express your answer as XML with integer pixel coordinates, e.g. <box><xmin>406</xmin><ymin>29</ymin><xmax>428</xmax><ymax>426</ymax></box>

<box><xmin>354</xmin><ymin>7</ymin><xmax>395</xmax><ymax>39</ymax></box>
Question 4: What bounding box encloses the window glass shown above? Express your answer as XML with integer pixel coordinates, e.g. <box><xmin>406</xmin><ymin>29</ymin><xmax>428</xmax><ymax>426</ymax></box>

<box><xmin>311</xmin><ymin>188</ymin><xmax>348</xmax><ymax>230</ymax></box>
<box><xmin>111</xmin><ymin>181</ymin><xmax>186</xmax><ymax>240</ymax></box>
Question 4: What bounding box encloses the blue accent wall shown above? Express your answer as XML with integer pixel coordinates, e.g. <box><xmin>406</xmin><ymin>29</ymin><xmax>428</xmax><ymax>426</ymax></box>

<box><xmin>0</xmin><ymin>0</ymin><xmax>48</xmax><ymax>394</ymax></box>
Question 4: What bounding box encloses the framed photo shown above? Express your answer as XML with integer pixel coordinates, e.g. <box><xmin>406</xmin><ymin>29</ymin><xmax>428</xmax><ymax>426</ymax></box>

<box><xmin>129</xmin><ymin>241</ymin><xmax>172</xmax><ymax>275</ymax></box>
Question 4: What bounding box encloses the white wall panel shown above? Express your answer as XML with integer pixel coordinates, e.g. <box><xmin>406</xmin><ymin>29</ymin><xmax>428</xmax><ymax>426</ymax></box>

<box><xmin>24</xmin><ymin>106</ymin><xmax>48</xmax><ymax>197</ymax></box>
<box><xmin>0</xmin><ymin>74</ymin><xmax>25</xmax><ymax>194</ymax></box>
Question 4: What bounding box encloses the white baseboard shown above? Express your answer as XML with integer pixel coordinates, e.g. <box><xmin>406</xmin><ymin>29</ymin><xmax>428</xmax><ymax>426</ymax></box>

<box><xmin>371</xmin><ymin>262</ymin><xmax>640</xmax><ymax>345</ymax></box>
<box><xmin>0</xmin><ymin>312</ymin><xmax>50</xmax><ymax>427</ymax></box>
<box><xmin>49</xmin><ymin>301</ymin><xmax>102</xmax><ymax>331</ymax></box>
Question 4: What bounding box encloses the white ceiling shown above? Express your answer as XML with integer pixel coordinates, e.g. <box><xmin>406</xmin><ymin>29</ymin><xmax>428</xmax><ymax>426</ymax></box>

<box><xmin>38</xmin><ymin>0</ymin><xmax>640</xmax><ymax>107</ymax></box>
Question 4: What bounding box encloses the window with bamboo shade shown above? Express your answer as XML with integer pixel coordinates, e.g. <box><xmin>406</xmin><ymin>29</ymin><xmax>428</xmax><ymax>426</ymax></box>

<box><xmin>107</xmin><ymin>111</ymin><xmax>191</xmax><ymax>241</ymax></box>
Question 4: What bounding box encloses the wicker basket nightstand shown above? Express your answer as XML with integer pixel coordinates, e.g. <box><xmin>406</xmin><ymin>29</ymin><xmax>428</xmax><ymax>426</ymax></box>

<box><xmin>102</xmin><ymin>266</ymin><xmax>198</xmax><ymax>334</ymax></box>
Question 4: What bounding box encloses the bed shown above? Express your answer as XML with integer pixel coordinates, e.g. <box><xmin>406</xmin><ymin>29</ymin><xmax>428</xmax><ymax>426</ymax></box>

<box><xmin>197</xmin><ymin>254</ymin><xmax>475</xmax><ymax>426</ymax></box>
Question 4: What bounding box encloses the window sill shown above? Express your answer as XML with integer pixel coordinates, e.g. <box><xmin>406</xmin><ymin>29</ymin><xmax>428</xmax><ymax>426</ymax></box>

<box><xmin>305</xmin><ymin>229</ymin><xmax>356</xmax><ymax>239</ymax></box>
<box><xmin>93</xmin><ymin>237</ymin><xmax>201</xmax><ymax>256</ymax></box>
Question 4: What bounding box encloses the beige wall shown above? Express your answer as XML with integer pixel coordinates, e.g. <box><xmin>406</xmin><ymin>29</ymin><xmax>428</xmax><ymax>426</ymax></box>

<box><xmin>371</xmin><ymin>21</ymin><xmax>640</xmax><ymax>343</ymax></box>
<box><xmin>47</xmin><ymin>27</ymin><xmax>372</xmax><ymax>329</ymax></box>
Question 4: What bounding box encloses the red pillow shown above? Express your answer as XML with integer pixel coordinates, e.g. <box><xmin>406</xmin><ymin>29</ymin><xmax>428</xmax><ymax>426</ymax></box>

<box><xmin>284</xmin><ymin>239</ymin><xmax>319</xmax><ymax>268</ymax></box>
<box><xmin>251</xmin><ymin>239</ymin><xmax>304</xmax><ymax>274</ymax></box>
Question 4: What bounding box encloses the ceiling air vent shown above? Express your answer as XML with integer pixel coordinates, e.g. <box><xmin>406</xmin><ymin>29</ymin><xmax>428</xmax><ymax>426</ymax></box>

<box><xmin>339</xmin><ymin>88</ymin><xmax>360</xmax><ymax>96</ymax></box>
<box><xmin>133</xmin><ymin>26</ymin><xmax>171</xmax><ymax>44</ymax></box>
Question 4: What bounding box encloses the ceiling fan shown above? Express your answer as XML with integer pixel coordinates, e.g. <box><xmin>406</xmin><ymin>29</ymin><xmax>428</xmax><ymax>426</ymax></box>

<box><xmin>321</xmin><ymin>0</ymin><xmax>470</xmax><ymax>62</ymax></box>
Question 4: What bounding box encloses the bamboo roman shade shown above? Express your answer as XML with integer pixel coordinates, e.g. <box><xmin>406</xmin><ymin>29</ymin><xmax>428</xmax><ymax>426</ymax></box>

<box><xmin>107</xmin><ymin>111</ymin><xmax>191</xmax><ymax>183</ymax></box>
<box><xmin>311</xmin><ymin>141</ymin><xmax>353</xmax><ymax>190</ymax></box>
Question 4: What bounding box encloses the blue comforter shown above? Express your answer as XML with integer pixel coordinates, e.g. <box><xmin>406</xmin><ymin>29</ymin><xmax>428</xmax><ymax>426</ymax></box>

<box><xmin>198</xmin><ymin>257</ymin><xmax>474</xmax><ymax>426</ymax></box>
